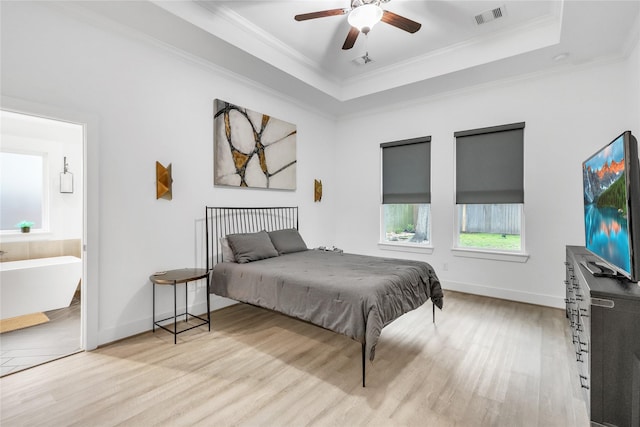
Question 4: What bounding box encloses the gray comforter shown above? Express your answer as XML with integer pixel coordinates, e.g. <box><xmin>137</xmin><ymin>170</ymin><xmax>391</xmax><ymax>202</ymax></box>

<box><xmin>210</xmin><ymin>250</ymin><xmax>443</xmax><ymax>361</ymax></box>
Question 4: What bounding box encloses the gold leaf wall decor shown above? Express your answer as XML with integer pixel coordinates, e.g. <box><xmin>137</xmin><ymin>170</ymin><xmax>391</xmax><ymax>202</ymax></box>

<box><xmin>156</xmin><ymin>161</ymin><xmax>173</xmax><ymax>200</ymax></box>
<box><xmin>314</xmin><ymin>179</ymin><xmax>322</xmax><ymax>202</ymax></box>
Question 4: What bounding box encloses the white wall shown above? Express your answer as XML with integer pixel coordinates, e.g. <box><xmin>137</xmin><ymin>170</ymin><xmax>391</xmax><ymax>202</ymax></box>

<box><xmin>334</xmin><ymin>58</ymin><xmax>638</xmax><ymax>308</ymax></box>
<box><xmin>629</xmin><ymin>27</ymin><xmax>640</xmax><ymax>132</ymax></box>
<box><xmin>1</xmin><ymin>2</ymin><xmax>337</xmax><ymax>344</ymax></box>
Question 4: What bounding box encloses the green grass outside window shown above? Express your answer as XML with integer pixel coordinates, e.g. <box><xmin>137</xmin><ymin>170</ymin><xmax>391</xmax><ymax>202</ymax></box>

<box><xmin>459</xmin><ymin>233</ymin><xmax>521</xmax><ymax>251</ymax></box>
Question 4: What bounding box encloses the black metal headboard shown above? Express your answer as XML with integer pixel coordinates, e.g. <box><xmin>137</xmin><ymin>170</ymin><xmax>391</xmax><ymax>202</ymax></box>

<box><xmin>205</xmin><ymin>206</ymin><xmax>299</xmax><ymax>270</ymax></box>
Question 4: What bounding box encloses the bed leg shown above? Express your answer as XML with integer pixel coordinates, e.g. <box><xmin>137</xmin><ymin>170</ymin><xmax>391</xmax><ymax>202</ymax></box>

<box><xmin>362</xmin><ymin>342</ymin><xmax>366</xmax><ymax>388</ymax></box>
<box><xmin>433</xmin><ymin>302</ymin><xmax>435</xmax><ymax>323</ymax></box>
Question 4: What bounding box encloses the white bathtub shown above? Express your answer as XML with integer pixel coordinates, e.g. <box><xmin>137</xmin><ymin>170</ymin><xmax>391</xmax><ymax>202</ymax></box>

<box><xmin>0</xmin><ymin>256</ymin><xmax>82</xmax><ymax>319</ymax></box>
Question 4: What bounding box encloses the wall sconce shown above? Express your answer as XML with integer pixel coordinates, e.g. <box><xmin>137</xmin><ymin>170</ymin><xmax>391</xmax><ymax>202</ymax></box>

<box><xmin>156</xmin><ymin>161</ymin><xmax>173</xmax><ymax>200</ymax></box>
<box><xmin>60</xmin><ymin>157</ymin><xmax>74</xmax><ymax>193</ymax></box>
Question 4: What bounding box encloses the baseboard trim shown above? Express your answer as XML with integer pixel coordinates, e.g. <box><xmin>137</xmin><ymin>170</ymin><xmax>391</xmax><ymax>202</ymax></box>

<box><xmin>97</xmin><ymin>297</ymin><xmax>236</xmax><ymax>345</ymax></box>
<box><xmin>97</xmin><ymin>284</ymin><xmax>563</xmax><ymax>344</ymax></box>
<box><xmin>442</xmin><ymin>280</ymin><xmax>565</xmax><ymax>309</ymax></box>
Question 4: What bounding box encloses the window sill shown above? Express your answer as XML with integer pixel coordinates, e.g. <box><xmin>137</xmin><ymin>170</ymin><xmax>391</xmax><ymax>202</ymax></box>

<box><xmin>451</xmin><ymin>247</ymin><xmax>529</xmax><ymax>263</ymax></box>
<box><xmin>0</xmin><ymin>230</ymin><xmax>52</xmax><ymax>242</ymax></box>
<box><xmin>378</xmin><ymin>242</ymin><xmax>434</xmax><ymax>255</ymax></box>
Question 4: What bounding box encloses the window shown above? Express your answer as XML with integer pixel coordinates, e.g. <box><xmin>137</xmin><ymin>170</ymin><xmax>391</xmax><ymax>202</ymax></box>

<box><xmin>0</xmin><ymin>151</ymin><xmax>46</xmax><ymax>231</ymax></box>
<box><xmin>454</xmin><ymin>122</ymin><xmax>524</xmax><ymax>252</ymax></box>
<box><xmin>381</xmin><ymin>137</ymin><xmax>431</xmax><ymax>245</ymax></box>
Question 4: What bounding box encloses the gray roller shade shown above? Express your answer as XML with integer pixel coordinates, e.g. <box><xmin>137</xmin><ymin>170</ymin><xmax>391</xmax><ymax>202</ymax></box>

<box><xmin>455</xmin><ymin>122</ymin><xmax>524</xmax><ymax>204</ymax></box>
<box><xmin>381</xmin><ymin>136</ymin><xmax>431</xmax><ymax>204</ymax></box>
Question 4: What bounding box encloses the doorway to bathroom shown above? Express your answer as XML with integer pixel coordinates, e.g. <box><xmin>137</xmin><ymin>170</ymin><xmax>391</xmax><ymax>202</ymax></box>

<box><xmin>0</xmin><ymin>110</ymin><xmax>84</xmax><ymax>376</ymax></box>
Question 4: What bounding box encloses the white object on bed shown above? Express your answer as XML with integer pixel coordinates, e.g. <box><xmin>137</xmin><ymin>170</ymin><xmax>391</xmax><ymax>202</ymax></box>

<box><xmin>220</xmin><ymin>237</ymin><xmax>236</xmax><ymax>263</ymax></box>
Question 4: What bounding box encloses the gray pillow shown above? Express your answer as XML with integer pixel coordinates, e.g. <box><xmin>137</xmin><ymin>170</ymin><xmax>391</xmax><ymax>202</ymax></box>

<box><xmin>226</xmin><ymin>230</ymin><xmax>279</xmax><ymax>263</ymax></box>
<box><xmin>268</xmin><ymin>228</ymin><xmax>308</xmax><ymax>254</ymax></box>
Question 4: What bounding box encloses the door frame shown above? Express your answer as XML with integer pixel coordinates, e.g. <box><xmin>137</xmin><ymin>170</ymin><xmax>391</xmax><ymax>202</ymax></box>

<box><xmin>1</xmin><ymin>96</ymin><xmax>100</xmax><ymax>350</ymax></box>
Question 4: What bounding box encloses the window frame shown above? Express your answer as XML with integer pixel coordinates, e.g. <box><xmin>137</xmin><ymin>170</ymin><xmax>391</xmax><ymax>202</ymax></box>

<box><xmin>0</xmin><ymin>149</ymin><xmax>50</xmax><ymax>235</ymax></box>
<box><xmin>379</xmin><ymin>204</ymin><xmax>433</xmax><ymax>253</ymax></box>
<box><xmin>452</xmin><ymin>203</ymin><xmax>528</xmax><ymax>261</ymax></box>
<box><xmin>453</xmin><ymin>123</ymin><xmax>528</xmax><ymax>259</ymax></box>
<box><xmin>379</xmin><ymin>136</ymin><xmax>433</xmax><ymax>251</ymax></box>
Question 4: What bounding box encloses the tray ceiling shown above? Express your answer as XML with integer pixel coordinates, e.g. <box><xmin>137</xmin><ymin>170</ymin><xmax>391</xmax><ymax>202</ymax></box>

<box><xmin>63</xmin><ymin>1</ymin><xmax>640</xmax><ymax>116</ymax></box>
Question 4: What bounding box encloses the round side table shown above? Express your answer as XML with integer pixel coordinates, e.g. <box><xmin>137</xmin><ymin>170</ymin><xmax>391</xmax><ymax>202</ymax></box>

<box><xmin>150</xmin><ymin>268</ymin><xmax>211</xmax><ymax>343</ymax></box>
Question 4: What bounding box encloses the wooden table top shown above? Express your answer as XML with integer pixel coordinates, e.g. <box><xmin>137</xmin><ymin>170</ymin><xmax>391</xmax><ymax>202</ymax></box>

<box><xmin>149</xmin><ymin>268</ymin><xmax>209</xmax><ymax>285</ymax></box>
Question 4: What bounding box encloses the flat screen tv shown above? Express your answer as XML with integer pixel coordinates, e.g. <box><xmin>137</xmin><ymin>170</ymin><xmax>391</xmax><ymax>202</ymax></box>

<box><xmin>582</xmin><ymin>130</ymin><xmax>640</xmax><ymax>282</ymax></box>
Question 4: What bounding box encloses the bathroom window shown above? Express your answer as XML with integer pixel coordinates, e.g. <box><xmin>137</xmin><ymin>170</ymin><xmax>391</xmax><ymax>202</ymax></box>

<box><xmin>0</xmin><ymin>151</ymin><xmax>47</xmax><ymax>232</ymax></box>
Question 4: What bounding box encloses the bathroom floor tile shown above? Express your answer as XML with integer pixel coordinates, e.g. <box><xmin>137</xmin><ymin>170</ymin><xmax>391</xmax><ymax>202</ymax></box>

<box><xmin>0</xmin><ymin>299</ymin><xmax>80</xmax><ymax>376</ymax></box>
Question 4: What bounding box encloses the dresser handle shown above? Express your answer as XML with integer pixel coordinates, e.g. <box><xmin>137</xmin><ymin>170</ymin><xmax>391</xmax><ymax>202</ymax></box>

<box><xmin>591</xmin><ymin>298</ymin><xmax>614</xmax><ymax>309</ymax></box>
<box><xmin>579</xmin><ymin>375</ymin><xmax>589</xmax><ymax>389</ymax></box>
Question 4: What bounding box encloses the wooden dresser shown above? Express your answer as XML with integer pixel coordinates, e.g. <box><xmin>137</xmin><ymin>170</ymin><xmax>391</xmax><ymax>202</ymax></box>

<box><xmin>565</xmin><ymin>246</ymin><xmax>640</xmax><ymax>427</ymax></box>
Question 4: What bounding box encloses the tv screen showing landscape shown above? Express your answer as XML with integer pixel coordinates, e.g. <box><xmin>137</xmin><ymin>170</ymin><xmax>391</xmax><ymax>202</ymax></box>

<box><xmin>583</xmin><ymin>134</ymin><xmax>631</xmax><ymax>276</ymax></box>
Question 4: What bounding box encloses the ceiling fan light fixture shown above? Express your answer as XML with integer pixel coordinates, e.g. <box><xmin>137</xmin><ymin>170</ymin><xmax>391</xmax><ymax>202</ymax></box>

<box><xmin>348</xmin><ymin>4</ymin><xmax>383</xmax><ymax>34</ymax></box>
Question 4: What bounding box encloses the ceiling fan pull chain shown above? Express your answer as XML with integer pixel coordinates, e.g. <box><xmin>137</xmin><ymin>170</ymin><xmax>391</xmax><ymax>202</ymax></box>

<box><xmin>364</xmin><ymin>33</ymin><xmax>372</xmax><ymax>64</ymax></box>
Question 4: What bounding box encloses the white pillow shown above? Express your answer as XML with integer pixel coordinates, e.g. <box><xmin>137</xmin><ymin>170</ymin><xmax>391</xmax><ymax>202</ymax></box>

<box><xmin>220</xmin><ymin>237</ymin><xmax>236</xmax><ymax>263</ymax></box>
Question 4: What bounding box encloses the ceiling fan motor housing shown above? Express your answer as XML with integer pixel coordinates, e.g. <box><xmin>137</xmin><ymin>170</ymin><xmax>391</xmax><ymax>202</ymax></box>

<box><xmin>348</xmin><ymin>4</ymin><xmax>384</xmax><ymax>34</ymax></box>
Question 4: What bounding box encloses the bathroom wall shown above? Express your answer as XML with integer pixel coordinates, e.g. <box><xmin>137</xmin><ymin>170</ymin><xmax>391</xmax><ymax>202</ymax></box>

<box><xmin>1</xmin><ymin>103</ymin><xmax>84</xmax><ymax>269</ymax></box>
<box><xmin>0</xmin><ymin>239</ymin><xmax>81</xmax><ymax>262</ymax></box>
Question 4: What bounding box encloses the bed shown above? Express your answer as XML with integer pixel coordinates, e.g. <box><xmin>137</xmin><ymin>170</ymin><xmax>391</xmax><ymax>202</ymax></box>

<box><xmin>206</xmin><ymin>206</ymin><xmax>443</xmax><ymax>386</ymax></box>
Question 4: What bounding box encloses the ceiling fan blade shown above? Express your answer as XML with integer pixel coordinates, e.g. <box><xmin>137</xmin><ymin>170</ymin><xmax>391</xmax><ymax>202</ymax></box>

<box><xmin>342</xmin><ymin>27</ymin><xmax>360</xmax><ymax>50</ymax></box>
<box><xmin>295</xmin><ymin>8</ymin><xmax>348</xmax><ymax>21</ymax></box>
<box><xmin>381</xmin><ymin>10</ymin><xmax>422</xmax><ymax>33</ymax></box>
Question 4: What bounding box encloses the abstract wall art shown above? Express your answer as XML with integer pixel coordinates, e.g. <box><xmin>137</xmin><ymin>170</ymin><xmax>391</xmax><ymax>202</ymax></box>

<box><xmin>214</xmin><ymin>99</ymin><xmax>297</xmax><ymax>190</ymax></box>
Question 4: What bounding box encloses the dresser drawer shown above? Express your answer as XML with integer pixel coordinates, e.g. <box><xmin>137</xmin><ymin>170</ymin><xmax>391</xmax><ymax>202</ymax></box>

<box><xmin>566</xmin><ymin>246</ymin><xmax>640</xmax><ymax>426</ymax></box>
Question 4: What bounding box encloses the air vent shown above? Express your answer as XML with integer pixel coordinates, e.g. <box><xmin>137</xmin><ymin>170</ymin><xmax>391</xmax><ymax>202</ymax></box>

<box><xmin>475</xmin><ymin>5</ymin><xmax>506</xmax><ymax>25</ymax></box>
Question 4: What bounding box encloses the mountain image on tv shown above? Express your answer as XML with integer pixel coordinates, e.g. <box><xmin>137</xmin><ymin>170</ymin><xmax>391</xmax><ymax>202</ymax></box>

<box><xmin>583</xmin><ymin>134</ymin><xmax>634</xmax><ymax>277</ymax></box>
<box><xmin>583</xmin><ymin>138</ymin><xmax>627</xmax><ymax>214</ymax></box>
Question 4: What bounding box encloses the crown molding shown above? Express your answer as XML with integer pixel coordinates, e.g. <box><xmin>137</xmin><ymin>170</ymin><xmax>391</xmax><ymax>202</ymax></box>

<box><xmin>340</xmin><ymin>12</ymin><xmax>563</xmax><ymax>100</ymax></box>
<box><xmin>155</xmin><ymin>1</ymin><xmax>343</xmax><ymax>98</ymax></box>
<box><xmin>49</xmin><ymin>1</ymin><xmax>338</xmax><ymax>120</ymax></box>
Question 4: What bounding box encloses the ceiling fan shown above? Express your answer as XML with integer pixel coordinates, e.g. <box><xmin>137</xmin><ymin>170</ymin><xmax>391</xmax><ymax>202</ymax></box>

<box><xmin>294</xmin><ymin>0</ymin><xmax>422</xmax><ymax>50</ymax></box>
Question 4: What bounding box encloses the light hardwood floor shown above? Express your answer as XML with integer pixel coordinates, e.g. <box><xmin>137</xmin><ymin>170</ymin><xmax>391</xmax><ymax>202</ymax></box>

<box><xmin>0</xmin><ymin>290</ymin><xmax>590</xmax><ymax>426</ymax></box>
